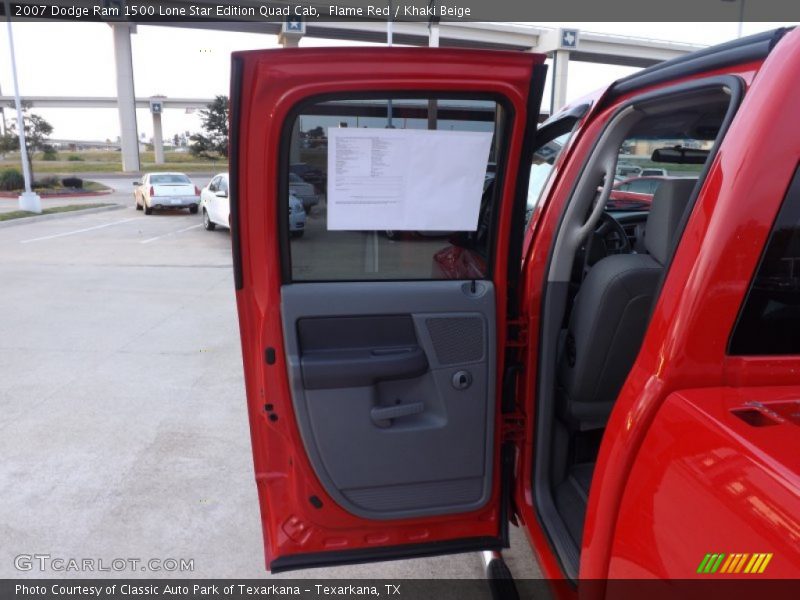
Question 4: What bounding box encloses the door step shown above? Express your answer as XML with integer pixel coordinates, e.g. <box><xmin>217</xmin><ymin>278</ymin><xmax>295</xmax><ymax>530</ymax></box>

<box><xmin>481</xmin><ymin>550</ymin><xmax>520</xmax><ymax>600</ymax></box>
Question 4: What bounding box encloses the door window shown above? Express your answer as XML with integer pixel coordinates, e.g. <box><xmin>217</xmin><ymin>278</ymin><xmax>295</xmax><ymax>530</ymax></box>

<box><xmin>284</xmin><ymin>97</ymin><xmax>510</xmax><ymax>282</ymax></box>
<box><xmin>526</xmin><ymin>132</ymin><xmax>572</xmax><ymax>221</ymax></box>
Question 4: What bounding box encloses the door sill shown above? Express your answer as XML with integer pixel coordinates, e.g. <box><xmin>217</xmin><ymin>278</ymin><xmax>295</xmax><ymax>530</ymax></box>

<box><xmin>270</xmin><ymin>536</ymin><xmax>504</xmax><ymax>574</ymax></box>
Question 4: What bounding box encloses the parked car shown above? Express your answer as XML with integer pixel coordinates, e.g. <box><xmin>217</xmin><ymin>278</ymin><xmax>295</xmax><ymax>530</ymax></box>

<box><xmin>200</xmin><ymin>173</ymin><xmax>305</xmax><ymax>236</ymax></box>
<box><xmin>615</xmin><ymin>162</ymin><xmax>642</xmax><ymax>179</ymax></box>
<box><xmin>133</xmin><ymin>172</ymin><xmax>199</xmax><ymax>214</ymax></box>
<box><xmin>640</xmin><ymin>167</ymin><xmax>669</xmax><ymax>176</ymax></box>
<box><xmin>607</xmin><ymin>175</ymin><xmax>669</xmax><ymax>209</ymax></box>
<box><xmin>290</xmin><ymin>162</ymin><xmax>326</xmax><ymax>192</ymax></box>
<box><xmin>230</xmin><ymin>28</ymin><xmax>800</xmax><ymax>584</ymax></box>
<box><xmin>289</xmin><ymin>172</ymin><xmax>320</xmax><ymax>211</ymax></box>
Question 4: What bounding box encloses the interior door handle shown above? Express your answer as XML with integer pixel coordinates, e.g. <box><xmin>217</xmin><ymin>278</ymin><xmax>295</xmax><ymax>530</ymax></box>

<box><xmin>371</xmin><ymin>402</ymin><xmax>425</xmax><ymax>428</ymax></box>
<box><xmin>301</xmin><ymin>346</ymin><xmax>428</xmax><ymax>389</ymax></box>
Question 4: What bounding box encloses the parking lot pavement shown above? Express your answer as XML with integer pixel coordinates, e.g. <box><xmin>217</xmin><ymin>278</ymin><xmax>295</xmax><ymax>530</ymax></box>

<box><xmin>0</xmin><ymin>206</ymin><xmax>541</xmax><ymax>580</ymax></box>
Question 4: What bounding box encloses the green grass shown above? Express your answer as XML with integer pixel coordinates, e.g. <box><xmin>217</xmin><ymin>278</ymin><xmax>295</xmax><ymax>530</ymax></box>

<box><xmin>81</xmin><ymin>181</ymin><xmax>111</xmax><ymax>192</ymax></box>
<box><xmin>0</xmin><ymin>203</ymin><xmax>113</xmax><ymax>222</ymax></box>
<box><xmin>1</xmin><ymin>150</ymin><xmax>227</xmax><ymax>174</ymax></box>
<box><xmin>1</xmin><ymin>180</ymin><xmax>111</xmax><ymax>194</ymax></box>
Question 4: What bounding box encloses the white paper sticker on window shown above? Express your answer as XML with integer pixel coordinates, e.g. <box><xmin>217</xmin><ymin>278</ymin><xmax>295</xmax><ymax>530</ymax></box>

<box><xmin>326</xmin><ymin>127</ymin><xmax>493</xmax><ymax>231</ymax></box>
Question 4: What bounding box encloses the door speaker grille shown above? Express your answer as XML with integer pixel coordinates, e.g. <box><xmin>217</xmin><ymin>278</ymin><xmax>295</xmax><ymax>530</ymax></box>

<box><xmin>425</xmin><ymin>317</ymin><xmax>483</xmax><ymax>365</ymax></box>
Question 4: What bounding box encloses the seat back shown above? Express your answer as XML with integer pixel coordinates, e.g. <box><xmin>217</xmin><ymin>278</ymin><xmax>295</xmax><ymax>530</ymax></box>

<box><xmin>557</xmin><ymin>178</ymin><xmax>696</xmax><ymax>429</ymax></box>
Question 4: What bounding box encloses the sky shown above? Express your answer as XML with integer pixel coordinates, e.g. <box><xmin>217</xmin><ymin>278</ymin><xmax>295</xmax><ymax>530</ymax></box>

<box><xmin>0</xmin><ymin>21</ymin><xmax>795</xmax><ymax>142</ymax></box>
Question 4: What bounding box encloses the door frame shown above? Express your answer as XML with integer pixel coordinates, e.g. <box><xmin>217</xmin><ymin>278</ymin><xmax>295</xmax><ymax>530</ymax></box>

<box><xmin>229</xmin><ymin>48</ymin><xmax>549</xmax><ymax>572</ymax></box>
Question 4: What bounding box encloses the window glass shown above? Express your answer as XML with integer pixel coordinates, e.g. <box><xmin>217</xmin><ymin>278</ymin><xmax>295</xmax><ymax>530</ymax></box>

<box><xmin>151</xmin><ymin>174</ymin><xmax>192</xmax><ymax>184</ymax></box>
<box><xmin>209</xmin><ymin>177</ymin><xmax>219</xmax><ymax>192</ymax></box>
<box><xmin>526</xmin><ymin>132</ymin><xmax>571</xmax><ymax>224</ymax></box>
<box><xmin>609</xmin><ymin>136</ymin><xmax>709</xmax><ymax>210</ymax></box>
<box><xmin>286</xmin><ymin>98</ymin><xmax>506</xmax><ymax>281</ymax></box>
<box><xmin>729</xmin><ymin>168</ymin><xmax>800</xmax><ymax>355</ymax></box>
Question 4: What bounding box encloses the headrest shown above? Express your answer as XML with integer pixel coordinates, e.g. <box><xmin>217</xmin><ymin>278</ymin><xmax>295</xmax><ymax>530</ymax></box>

<box><xmin>645</xmin><ymin>178</ymin><xmax>697</xmax><ymax>264</ymax></box>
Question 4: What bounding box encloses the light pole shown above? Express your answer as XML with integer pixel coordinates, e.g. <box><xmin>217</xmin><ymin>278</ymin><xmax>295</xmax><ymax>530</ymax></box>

<box><xmin>0</xmin><ymin>81</ymin><xmax>5</xmax><ymax>137</ymax></box>
<box><xmin>4</xmin><ymin>0</ymin><xmax>41</xmax><ymax>212</ymax></box>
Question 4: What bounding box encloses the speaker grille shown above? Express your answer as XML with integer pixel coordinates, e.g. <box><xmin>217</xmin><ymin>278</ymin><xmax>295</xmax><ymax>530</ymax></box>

<box><xmin>426</xmin><ymin>317</ymin><xmax>484</xmax><ymax>365</ymax></box>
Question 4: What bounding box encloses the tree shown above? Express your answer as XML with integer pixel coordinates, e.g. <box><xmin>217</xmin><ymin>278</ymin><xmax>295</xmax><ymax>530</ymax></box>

<box><xmin>3</xmin><ymin>102</ymin><xmax>54</xmax><ymax>181</ymax></box>
<box><xmin>190</xmin><ymin>95</ymin><xmax>228</xmax><ymax>159</ymax></box>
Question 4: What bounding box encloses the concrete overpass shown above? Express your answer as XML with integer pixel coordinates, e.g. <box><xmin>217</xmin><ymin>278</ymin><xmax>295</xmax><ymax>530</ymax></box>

<box><xmin>0</xmin><ymin>96</ymin><xmax>214</xmax><ymax>109</ymax></box>
<box><xmin>6</xmin><ymin>14</ymin><xmax>706</xmax><ymax>171</ymax></box>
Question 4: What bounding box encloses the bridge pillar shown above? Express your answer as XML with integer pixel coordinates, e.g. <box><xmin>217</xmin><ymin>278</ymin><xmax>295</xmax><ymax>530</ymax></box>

<box><xmin>112</xmin><ymin>24</ymin><xmax>141</xmax><ymax>172</ymax></box>
<box><xmin>152</xmin><ymin>112</ymin><xmax>165</xmax><ymax>164</ymax></box>
<box><xmin>551</xmin><ymin>49</ymin><xmax>570</xmax><ymax>113</ymax></box>
<box><xmin>279</xmin><ymin>35</ymin><xmax>301</xmax><ymax>48</ymax></box>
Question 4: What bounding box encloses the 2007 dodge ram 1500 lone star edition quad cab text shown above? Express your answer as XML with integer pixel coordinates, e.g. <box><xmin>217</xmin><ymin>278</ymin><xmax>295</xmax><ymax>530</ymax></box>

<box><xmin>229</xmin><ymin>27</ymin><xmax>800</xmax><ymax>588</ymax></box>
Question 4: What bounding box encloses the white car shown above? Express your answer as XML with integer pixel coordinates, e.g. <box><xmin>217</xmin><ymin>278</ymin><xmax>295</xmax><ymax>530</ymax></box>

<box><xmin>289</xmin><ymin>172</ymin><xmax>320</xmax><ymax>211</ymax></box>
<box><xmin>200</xmin><ymin>173</ymin><xmax>306</xmax><ymax>236</ymax></box>
<box><xmin>134</xmin><ymin>172</ymin><xmax>200</xmax><ymax>214</ymax></box>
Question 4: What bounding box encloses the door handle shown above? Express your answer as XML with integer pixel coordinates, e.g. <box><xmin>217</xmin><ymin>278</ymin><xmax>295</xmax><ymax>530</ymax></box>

<box><xmin>371</xmin><ymin>402</ymin><xmax>425</xmax><ymax>428</ymax></box>
<box><xmin>301</xmin><ymin>346</ymin><xmax>428</xmax><ymax>389</ymax></box>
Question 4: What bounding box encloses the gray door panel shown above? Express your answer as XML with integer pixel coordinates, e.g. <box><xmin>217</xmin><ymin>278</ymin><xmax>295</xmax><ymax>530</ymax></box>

<box><xmin>281</xmin><ymin>281</ymin><xmax>496</xmax><ymax>520</ymax></box>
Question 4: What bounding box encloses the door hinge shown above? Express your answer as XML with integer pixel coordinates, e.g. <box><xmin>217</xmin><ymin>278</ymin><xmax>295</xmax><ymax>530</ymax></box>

<box><xmin>506</xmin><ymin>318</ymin><xmax>528</xmax><ymax>348</ymax></box>
<box><xmin>501</xmin><ymin>412</ymin><xmax>527</xmax><ymax>442</ymax></box>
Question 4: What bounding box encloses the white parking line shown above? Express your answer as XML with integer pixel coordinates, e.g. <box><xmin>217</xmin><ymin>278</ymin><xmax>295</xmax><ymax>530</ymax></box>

<box><xmin>140</xmin><ymin>223</ymin><xmax>202</xmax><ymax>244</ymax></box>
<box><xmin>20</xmin><ymin>218</ymin><xmax>139</xmax><ymax>244</ymax></box>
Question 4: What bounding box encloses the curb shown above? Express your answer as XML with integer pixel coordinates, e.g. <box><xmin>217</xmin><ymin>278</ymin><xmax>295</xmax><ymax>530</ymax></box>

<box><xmin>0</xmin><ymin>189</ymin><xmax>114</xmax><ymax>199</ymax></box>
<box><xmin>0</xmin><ymin>204</ymin><xmax>127</xmax><ymax>230</ymax></box>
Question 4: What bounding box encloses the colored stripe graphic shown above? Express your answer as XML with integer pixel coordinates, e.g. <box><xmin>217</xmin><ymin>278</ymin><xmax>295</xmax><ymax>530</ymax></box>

<box><xmin>704</xmin><ymin>554</ymin><xmax>719</xmax><ymax>573</ymax></box>
<box><xmin>709</xmin><ymin>554</ymin><xmax>725</xmax><ymax>573</ymax></box>
<box><xmin>758</xmin><ymin>553</ymin><xmax>773</xmax><ymax>573</ymax></box>
<box><xmin>744</xmin><ymin>554</ymin><xmax>760</xmax><ymax>573</ymax></box>
<box><xmin>697</xmin><ymin>554</ymin><xmax>712</xmax><ymax>573</ymax></box>
<box><xmin>748</xmin><ymin>554</ymin><xmax>766</xmax><ymax>573</ymax></box>
<box><xmin>720</xmin><ymin>554</ymin><xmax>736</xmax><ymax>573</ymax></box>
<box><xmin>699</xmin><ymin>552</ymin><xmax>773</xmax><ymax>575</ymax></box>
<box><xmin>735</xmin><ymin>553</ymin><xmax>750</xmax><ymax>573</ymax></box>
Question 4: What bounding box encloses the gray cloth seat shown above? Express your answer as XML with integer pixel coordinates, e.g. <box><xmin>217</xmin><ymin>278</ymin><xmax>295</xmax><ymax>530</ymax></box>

<box><xmin>557</xmin><ymin>178</ymin><xmax>697</xmax><ymax>430</ymax></box>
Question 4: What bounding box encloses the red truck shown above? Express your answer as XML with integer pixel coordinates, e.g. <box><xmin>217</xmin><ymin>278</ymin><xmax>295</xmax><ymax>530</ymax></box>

<box><xmin>229</xmin><ymin>27</ymin><xmax>800</xmax><ymax>586</ymax></box>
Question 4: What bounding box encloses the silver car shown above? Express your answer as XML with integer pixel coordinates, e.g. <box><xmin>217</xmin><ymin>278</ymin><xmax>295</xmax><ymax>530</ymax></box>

<box><xmin>134</xmin><ymin>172</ymin><xmax>200</xmax><ymax>214</ymax></box>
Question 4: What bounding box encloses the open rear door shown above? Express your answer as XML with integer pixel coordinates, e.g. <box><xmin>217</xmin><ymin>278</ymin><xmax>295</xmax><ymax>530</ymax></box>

<box><xmin>230</xmin><ymin>47</ymin><xmax>546</xmax><ymax>572</ymax></box>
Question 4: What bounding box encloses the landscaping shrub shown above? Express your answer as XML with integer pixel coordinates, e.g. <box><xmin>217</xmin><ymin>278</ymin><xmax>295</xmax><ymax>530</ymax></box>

<box><xmin>0</xmin><ymin>168</ymin><xmax>24</xmax><ymax>191</ymax></box>
<box><xmin>66</xmin><ymin>155</ymin><xmax>84</xmax><ymax>161</ymax></box>
<box><xmin>34</xmin><ymin>176</ymin><xmax>60</xmax><ymax>189</ymax></box>
<box><xmin>61</xmin><ymin>176</ymin><xmax>83</xmax><ymax>189</ymax></box>
<box><xmin>42</xmin><ymin>146</ymin><xmax>58</xmax><ymax>161</ymax></box>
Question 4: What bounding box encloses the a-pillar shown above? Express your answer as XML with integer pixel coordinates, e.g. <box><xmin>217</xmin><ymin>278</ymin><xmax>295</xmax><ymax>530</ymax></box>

<box><xmin>112</xmin><ymin>23</ymin><xmax>140</xmax><ymax>172</ymax></box>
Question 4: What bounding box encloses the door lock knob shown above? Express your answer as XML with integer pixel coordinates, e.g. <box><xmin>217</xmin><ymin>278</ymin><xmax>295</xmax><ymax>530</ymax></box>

<box><xmin>452</xmin><ymin>370</ymin><xmax>472</xmax><ymax>390</ymax></box>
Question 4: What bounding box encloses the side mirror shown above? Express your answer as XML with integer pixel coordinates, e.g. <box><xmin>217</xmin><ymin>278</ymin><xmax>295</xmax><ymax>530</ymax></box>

<box><xmin>215</xmin><ymin>190</ymin><xmax>228</xmax><ymax>198</ymax></box>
